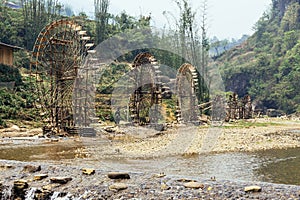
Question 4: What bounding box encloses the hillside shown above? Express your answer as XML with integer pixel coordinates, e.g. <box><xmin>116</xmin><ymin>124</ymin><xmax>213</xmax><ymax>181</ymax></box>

<box><xmin>215</xmin><ymin>0</ymin><xmax>300</xmax><ymax>114</ymax></box>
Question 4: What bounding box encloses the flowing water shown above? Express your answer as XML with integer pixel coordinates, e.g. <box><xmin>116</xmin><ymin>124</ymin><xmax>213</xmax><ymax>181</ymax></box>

<box><xmin>0</xmin><ymin>138</ymin><xmax>299</xmax><ymax>186</ymax></box>
<box><xmin>95</xmin><ymin>148</ymin><xmax>300</xmax><ymax>186</ymax></box>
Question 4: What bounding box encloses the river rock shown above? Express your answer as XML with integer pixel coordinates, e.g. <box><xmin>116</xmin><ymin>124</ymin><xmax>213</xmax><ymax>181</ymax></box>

<box><xmin>109</xmin><ymin>183</ymin><xmax>128</xmax><ymax>191</ymax></box>
<box><xmin>33</xmin><ymin>188</ymin><xmax>52</xmax><ymax>200</ymax></box>
<box><xmin>42</xmin><ymin>183</ymin><xmax>61</xmax><ymax>191</ymax></box>
<box><xmin>183</xmin><ymin>181</ymin><xmax>204</xmax><ymax>189</ymax></box>
<box><xmin>244</xmin><ymin>185</ymin><xmax>262</xmax><ymax>192</ymax></box>
<box><xmin>104</xmin><ymin>126</ymin><xmax>116</xmax><ymax>133</ymax></box>
<box><xmin>82</xmin><ymin>168</ymin><xmax>95</xmax><ymax>175</ymax></box>
<box><xmin>34</xmin><ymin>174</ymin><xmax>48</xmax><ymax>181</ymax></box>
<box><xmin>11</xmin><ymin>125</ymin><xmax>20</xmax><ymax>131</ymax></box>
<box><xmin>152</xmin><ymin>172</ymin><xmax>166</xmax><ymax>178</ymax></box>
<box><xmin>14</xmin><ymin>179</ymin><xmax>28</xmax><ymax>190</ymax></box>
<box><xmin>0</xmin><ymin>182</ymin><xmax>2</xmax><ymax>198</ymax></box>
<box><xmin>0</xmin><ymin>164</ymin><xmax>14</xmax><ymax>170</ymax></box>
<box><xmin>50</xmin><ymin>177</ymin><xmax>72</xmax><ymax>184</ymax></box>
<box><xmin>161</xmin><ymin>183</ymin><xmax>171</xmax><ymax>190</ymax></box>
<box><xmin>177</xmin><ymin>178</ymin><xmax>196</xmax><ymax>182</ymax></box>
<box><xmin>108</xmin><ymin>172</ymin><xmax>130</xmax><ymax>179</ymax></box>
<box><xmin>13</xmin><ymin>179</ymin><xmax>28</xmax><ymax>199</ymax></box>
<box><xmin>23</xmin><ymin>165</ymin><xmax>41</xmax><ymax>173</ymax></box>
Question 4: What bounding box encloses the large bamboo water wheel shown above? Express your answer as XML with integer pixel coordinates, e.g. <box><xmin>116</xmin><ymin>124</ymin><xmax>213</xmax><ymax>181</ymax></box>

<box><xmin>30</xmin><ymin>19</ymin><xmax>93</xmax><ymax>134</ymax></box>
<box><xmin>129</xmin><ymin>53</ymin><xmax>163</xmax><ymax>124</ymax></box>
<box><xmin>176</xmin><ymin>63</ymin><xmax>201</xmax><ymax>123</ymax></box>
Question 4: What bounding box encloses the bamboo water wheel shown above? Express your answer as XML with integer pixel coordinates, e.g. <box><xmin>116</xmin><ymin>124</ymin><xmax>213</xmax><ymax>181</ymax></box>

<box><xmin>30</xmin><ymin>19</ymin><xmax>93</xmax><ymax>134</ymax></box>
<box><xmin>176</xmin><ymin>63</ymin><xmax>201</xmax><ymax>123</ymax></box>
<box><xmin>129</xmin><ymin>53</ymin><xmax>163</xmax><ymax>124</ymax></box>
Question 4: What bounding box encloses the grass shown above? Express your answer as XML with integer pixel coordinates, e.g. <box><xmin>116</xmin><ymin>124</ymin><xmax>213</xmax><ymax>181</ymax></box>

<box><xmin>222</xmin><ymin>119</ymin><xmax>282</xmax><ymax>129</ymax></box>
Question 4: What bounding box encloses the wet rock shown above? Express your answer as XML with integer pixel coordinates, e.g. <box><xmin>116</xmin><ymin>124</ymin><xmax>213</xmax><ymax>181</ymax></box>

<box><xmin>108</xmin><ymin>172</ymin><xmax>130</xmax><ymax>179</ymax></box>
<box><xmin>33</xmin><ymin>188</ymin><xmax>53</xmax><ymax>200</ymax></box>
<box><xmin>0</xmin><ymin>182</ymin><xmax>2</xmax><ymax>199</ymax></box>
<box><xmin>109</xmin><ymin>183</ymin><xmax>128</xmax><ymax>191</ymax></box>
<box><xmin>23</xmin><ymin>165</ymin><xmax>41</xmax><ymax>173</ymax></box>
<box><xmin>50</xmin><ymin>177</ymin><xmax>72</xmax><ymax>184</ymax></box>
<box><xmin>13</xmin><ymin>179</ymin><xmax>28</xmax><ymax>199</ymax></box>
<box><xmin>34</xmin><ymin>174</ymin><xmax>48</xmax><ymax>181</ymax></box>
<box><xmin>183</xmin><ymin>181</ymin><xmax>204</xmax><ymax>189</ymax></box>
<box><xmin>82</xmin><ymin>168</ymin><xmax>95</xmax><ymax>175</ymax></box>
<box><xmin>14</xmin><ymin>179</ymin><xmax>28</xmax><ymax>190</ymax></box>
<box><xmin>244</xmin><ymin>185</ymin><xmax>262</xmax><ymax>192</ymax></box>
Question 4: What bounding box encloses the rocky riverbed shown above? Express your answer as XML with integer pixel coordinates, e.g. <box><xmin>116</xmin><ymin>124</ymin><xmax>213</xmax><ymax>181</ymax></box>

<box><xmin>1</xmin><ymin>118</ymin><xmax>300</xmax><ymax>199</ymax></box>
<box><xmin>0</xmin><ymin>160</ymin><xmax>300</xmax><ymax>199</ymax></box>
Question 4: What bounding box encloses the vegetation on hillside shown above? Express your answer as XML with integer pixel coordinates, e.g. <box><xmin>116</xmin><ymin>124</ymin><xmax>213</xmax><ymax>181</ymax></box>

<box><xmin>3</xmin><ymin>0</ymin><xmax>300</xmax><ymax>126</ymax></box>
<box><xmin>0</xmin><ymin>64</ymin><xmax>39</xmax><ymax>127</ymax></box>
<box><xmin>0</xmin><ymin>0</ymin><xmax>211</xmax><ymax>125</ymax></box>
<box><xmin>215</xmin><ymin>0</ymin><xmax>300</xmax><ymax>114</ymax></box>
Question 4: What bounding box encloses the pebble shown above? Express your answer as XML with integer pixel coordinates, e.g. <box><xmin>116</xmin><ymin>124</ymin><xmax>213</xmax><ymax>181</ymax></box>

<box><xmin>34</xmin><ymin>174</ymin><xmax>48</xmax><ymax>181</ymax></box>
<box><xmin>152</xmin><ymin>173</ymin><xmax>166</xmax><ymax>178</ymax></box>
<box><xmin>177</xmin><ymin>178</ymin><xmax>196</xmax><ymax>183</ymax></box>
<box><xmin>161</xmin><ymin>183</ymin><xmax>171</xmax><ymax>190</ymax></box>
<box><xmin>0</xmin><ymin>165</ymin><xmax>14</xmax><ymax>170</ymax></box>
<box><xmin>109</xmin><ymin>183</ymin><xmax>128</xmax><ymax>191</ymax></box>
<box><xmin>82</xmin><ymin>168</ymin><xmax>95</xmax><ymax>175</ymax></box>
<box><xmin>14</xmin><ymin>179</ymin><xmax>28</xmax><ymax>190</ymax></box>
<box><xmin>11</xmin><ymin>125</ymin><xmax>20</xmax><ymax>131</ymax></box>
<box><xmin>183</xmin><ymin>181</ymin><xmax>204</xmax><ymax>189</ymax></box>
<box><xmin>50</xmin><ymin>177</ymin><xmax>72</xmax><ymax>184</ymax></box>
<box><xmin>244</xmin><ymin>185</ymin><xmax>262</xmax><ymax>192</ymax></box>
<box><xmin>22</xmin><ymin>165</ymin><xmax>41</xmax><ymax>173</ymax></box>
<box><xmin>42</xmin><ymin>183</ymin><xmax>61</xmax><ymax>191</ymax></box>
<box><xmin>108</xmin><ymin>172</ymin><xmax>130</xmax><ymax>179</ymax></box>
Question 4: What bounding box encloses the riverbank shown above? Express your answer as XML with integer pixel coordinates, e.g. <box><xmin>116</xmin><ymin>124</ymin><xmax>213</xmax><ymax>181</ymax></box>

<box><xmin>0</xmin><ymin>118</ymin><xmax>300</xmax><ymax>199</ymax></box>
<box><xmin>0</xmin><ymin>160</ymin><xmax>300</xmax><ymax>199</ymax></box>
<box><xmin>106</xmin><ymin>118</ymin><xmax>300</xmax><ymax>158</ymax></box>
<box><xmin>1</xmin><ymin>118</ymin><xmax>300</xmax><ymax>156</ymax></box>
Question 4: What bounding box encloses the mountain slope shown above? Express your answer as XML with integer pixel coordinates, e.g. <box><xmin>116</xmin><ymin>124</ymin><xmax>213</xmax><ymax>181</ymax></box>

<box><xmin>215</xmin><ymin>0</ymin><xmax>300</xmax><ymax>114</ymax></box>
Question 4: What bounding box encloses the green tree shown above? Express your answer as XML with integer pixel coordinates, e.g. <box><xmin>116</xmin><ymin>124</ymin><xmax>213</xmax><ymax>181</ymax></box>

<box><xmin>21</xmin><ymin>0</ymin><xmax>62</xmax><ymax>50</ymax></box>
<box><xmin>94</xmin><ymin>0</ymin><xmax>110</xmax><ymax>44</ymax></box>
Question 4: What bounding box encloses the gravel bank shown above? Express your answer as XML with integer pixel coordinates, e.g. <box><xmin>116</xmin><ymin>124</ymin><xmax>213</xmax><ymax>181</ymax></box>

<box><xmin>110</xmin><ymin>119</ymin><xmax>300</xmax><ymax>158</ymax></box>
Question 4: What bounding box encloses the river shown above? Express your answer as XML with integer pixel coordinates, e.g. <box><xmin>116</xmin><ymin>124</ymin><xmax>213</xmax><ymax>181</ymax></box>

<box><xmin>0</xmin><ymin>138</ymin><xmax>299</xmax><ymax>186</ymax></box>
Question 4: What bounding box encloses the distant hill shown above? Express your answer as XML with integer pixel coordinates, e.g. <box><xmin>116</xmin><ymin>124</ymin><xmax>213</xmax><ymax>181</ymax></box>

<box><xmin>214</xmin><ymin>0</ymin><xmax>300</xmax><ymax>114</ymax></box>
<box><xmin>209</xmin><ymin>35</ymin><xmax>249</xmax><ymax>59</ymax></box>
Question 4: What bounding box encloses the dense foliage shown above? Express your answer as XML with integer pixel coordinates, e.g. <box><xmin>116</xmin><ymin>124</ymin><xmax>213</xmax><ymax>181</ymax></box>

<box><xmin>215</xmin><ymin>0</ymin><xmax>300</xmax><ymax>114</ymax></box>
<box><xmin>0</xmin><ymin>64</ymin><xmax>39</xmax><ymax>127</ymax></box>
<box><xmin>0</xmin><ymin>0</ymin><xmax>211</xmax><ymax>124</ymax></box>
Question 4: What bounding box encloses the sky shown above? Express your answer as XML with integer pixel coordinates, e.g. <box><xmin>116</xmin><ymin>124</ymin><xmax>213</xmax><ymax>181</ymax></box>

<box><xmin>59</xmin><ymin>0</ymin><xmax>272</xmax><ymax>40</ymax></box>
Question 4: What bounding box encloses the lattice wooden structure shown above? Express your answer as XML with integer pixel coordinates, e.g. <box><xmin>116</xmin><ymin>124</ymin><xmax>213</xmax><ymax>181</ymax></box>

<box><xmin>176</xmin><ymin>63</ymin><xmax>201</xmax><ymax>123</ymax></box>
<box><xmin>225</xmin><ymin>93</ymin><xmax>252</xmax><ymax>121</ymax></box>
<box><xmin>129</xmin><ymin>52</ymin><xmax>163</xmax><ymax>124</ymax></box>
<box><xmin>30</xmin><ymin>19</ymin><xmax>93</xmax><ymax>134</ymax></box>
